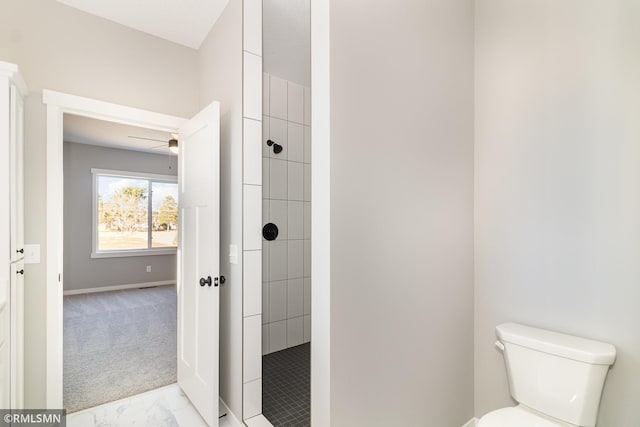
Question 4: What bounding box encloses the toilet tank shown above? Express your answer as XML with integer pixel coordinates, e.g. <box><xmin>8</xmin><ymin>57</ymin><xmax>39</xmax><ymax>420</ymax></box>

<box><xmin>496</xmin><ymin>323</ymin><xmax>616</xmax><ymax>427</ymax></box>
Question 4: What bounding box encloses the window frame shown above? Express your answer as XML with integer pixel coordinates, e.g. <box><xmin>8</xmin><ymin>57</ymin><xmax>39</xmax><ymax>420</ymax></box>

<box><xmin>91</xmin><ymin>168</ymin><xmax>178</xmax><ymax>258</ymax></box>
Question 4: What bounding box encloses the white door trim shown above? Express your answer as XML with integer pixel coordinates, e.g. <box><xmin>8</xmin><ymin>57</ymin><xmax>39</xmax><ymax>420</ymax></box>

<box><xmin>42</xmin><ymin>90</ymin><xmax>187</xmax><ymax>408</ymax></box>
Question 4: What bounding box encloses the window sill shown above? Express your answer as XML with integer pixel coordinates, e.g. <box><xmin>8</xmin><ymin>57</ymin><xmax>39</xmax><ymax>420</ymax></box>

<box><xmin>91</xmin><ymin>249</ymin><xmax>177</xmax><ymax>259</ymax></box>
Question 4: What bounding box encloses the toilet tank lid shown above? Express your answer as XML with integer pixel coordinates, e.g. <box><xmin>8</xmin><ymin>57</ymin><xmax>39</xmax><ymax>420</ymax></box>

<box><xmin>496</xmin><ymin>323</ymin><xmax>616</xmax><ymax>365</ymax></box>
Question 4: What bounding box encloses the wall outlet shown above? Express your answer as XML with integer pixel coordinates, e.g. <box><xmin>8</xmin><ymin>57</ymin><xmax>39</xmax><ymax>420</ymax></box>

<box><xmin>146</xmin><ymin>265</ymin><xmax>151</xmax><ymax>273</ymax></box>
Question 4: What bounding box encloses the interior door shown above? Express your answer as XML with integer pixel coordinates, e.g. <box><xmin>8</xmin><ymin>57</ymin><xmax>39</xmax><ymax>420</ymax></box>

<box><xmin>177</xmin><ymin>101</ymin><xmax>220</xmax><ymax>426</ymax></box>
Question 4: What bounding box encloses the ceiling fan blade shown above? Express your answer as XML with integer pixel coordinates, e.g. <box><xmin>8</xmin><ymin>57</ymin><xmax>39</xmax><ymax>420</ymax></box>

<box><xmin>127</xmin><ymin>135</ymin><xmax>167</xmax><ymax>143</ymax></box>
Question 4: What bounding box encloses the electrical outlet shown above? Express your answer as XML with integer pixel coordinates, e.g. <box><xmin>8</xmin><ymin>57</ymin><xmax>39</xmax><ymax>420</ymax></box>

<box><xmin>146</xmin><ymin>265</ymin><xmax>151</xmax><ymax>273</ymax></box>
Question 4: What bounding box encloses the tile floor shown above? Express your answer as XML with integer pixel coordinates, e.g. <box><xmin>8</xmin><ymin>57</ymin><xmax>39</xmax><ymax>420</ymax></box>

<box><xmin>67</xmin><ymin>383</ymin><xmax>232</xmax><ymax>427</ymax></box>
<box><xmin>262</xmin><ymin>343</ymin><xmax>310</xmax><ymax>426</ymax></box>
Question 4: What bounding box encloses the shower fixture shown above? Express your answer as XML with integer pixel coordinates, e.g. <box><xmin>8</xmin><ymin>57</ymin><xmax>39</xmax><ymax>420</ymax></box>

<box><xmin>266</xmin><ymin>139</ymin><xmax>283</xmax><ymax>154</ymax></box>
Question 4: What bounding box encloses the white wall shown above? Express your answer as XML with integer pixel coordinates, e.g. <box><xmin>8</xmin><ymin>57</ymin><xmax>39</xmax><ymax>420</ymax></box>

<box><xmin>328</xmin><ymin>0</ymin><xmax>475</xmax><ymax>425</ymax></box>
<box><xmin>262</xmin><ymin>73</ymin><xmax>311</xmax><ymax>355</ymax></box>
<box><xmin>0</xmin><ymin>0</ymin><xmax>199</xmax><ymax>408</ymax></box>
<box><xmin>196</xmin><ymin>0</ymin><xmax>244</xmax><ymax>418</ymax></box>
<box><xmin>63</xmin><ymin>142</ymin><xmax>177</xmax><ymax>292</ymax></box>
<box><xmin>474</xmin><ymin>1</ymin><xmax>640</xmax><ymax>425</ymax></box>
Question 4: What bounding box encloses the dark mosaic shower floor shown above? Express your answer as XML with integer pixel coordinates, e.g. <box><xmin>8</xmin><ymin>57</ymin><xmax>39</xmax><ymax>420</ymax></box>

<box><xmin>263</xmin><ymin>343</ymin><xmax>310</xmax><ymax>427</ymax></box>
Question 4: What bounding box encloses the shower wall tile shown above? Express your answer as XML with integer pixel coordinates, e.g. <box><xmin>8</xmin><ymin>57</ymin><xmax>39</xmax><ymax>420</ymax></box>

<box><xmin>269</xmin><ymin>159</ymin><xmax>287</xmax><ymax>200</ymax></box>
<box><xmin>287</xmin><ymin>240</ymin><xmax>304</xmax><ymax>279</ymax></box>
<box><xmin>268</xmin><ymin>117</ymin><xmax>288</xmax><ymax>160</ymax></box>
<box><xmin>243</xmin><ymin>250</ymin><xmax>262</xmax><ymax>317</ymax></box>
<box><xmin>243</xmin><ymin>118</ymin><xmax>262</xmax><ymax>185</ymax></box>
<box><xmin>262</xmin><ymin>73</ymin><xmax>311</xmax><ymax>354</ymax></box>
<box><xmin>243</xmin><ymin>185</ymin><xmax>262</xmax><ymax>250</ymax></box>
<box><xmin>269</xmin><ymin>280</ymin><xmax>287</xmax><ymax>323</ymax></box>
<box><xmin>304</xmin><ymin>126</ymin><xmax>311</xmax><ymax>163</ymax></box>
<box><xmin>270</xmin><ymin>76</ymin><xmax>287</xmax><ymax>120</ymax></box>
<box><xmin>288</xmin><ymin>201</ymin><xmax>304</xmax><ymax>240</ymax></box>
<box><xmin>287</xmin><ymin>317</ymin><xmax>304</xmax><ymax>347</ymax></box>
<box><xmin>303</xmin><ymin>315</ymin><xmax>311</xmax><ymax>343</ymax></box>
<box><xmin>287</xmin><ymin>278</ymin><xmax>304</xmax><ymax>318</ymax></box>
<box><xmin>243</xmin><ymin>52</ymin><xmax>262</xmax><ymax>120</ymax></box>
<box><xmin>288</xmin><ymin>162</ymin><xmax>303</xmax><ymax>201</ymax></box>
<box><xmin>287</xmin><ymin>82</ymin><xmax>304</xmax><ymax>124</ymax></box>
<box><xmin>304</xmin><ymin>239</ymin><xmax>311</xmax><ymax>277</ymax></box>
<box><xmin>287</xmin><ymin>122</ymin><xmax>304</xmax><ymax>162</ymax></box>
<box><xmin>304</xmin><ymin>87</ymin><xmax>311</xmax><ymax>126</ymax></box>
<box><xmin>269</xmin><ymin>241</ymin><xmax>287</xmax><ymax>282</ymax></box>
<box><xmin>243</xmin><ymin>315</ymin><xmax>262</xmax><ymax>382</ymax></box>
<box><xmin>269</xmin><ymin>200</ymin><xmax>288</xmax><ymax>240</ymax></box>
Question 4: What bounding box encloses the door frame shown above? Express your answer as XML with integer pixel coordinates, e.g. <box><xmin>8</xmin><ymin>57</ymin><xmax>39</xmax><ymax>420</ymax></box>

<box><xmin>43</xmin><ymin>90</ymin><xmax>187</xmax><ymax>408</ymax></box>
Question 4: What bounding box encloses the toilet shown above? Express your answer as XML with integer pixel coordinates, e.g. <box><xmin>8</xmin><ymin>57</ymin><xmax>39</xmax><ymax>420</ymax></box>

<box><xmin>478</xmin><ymin>323</ymin><xmax>616</xmax><ymax>427</ymax></box>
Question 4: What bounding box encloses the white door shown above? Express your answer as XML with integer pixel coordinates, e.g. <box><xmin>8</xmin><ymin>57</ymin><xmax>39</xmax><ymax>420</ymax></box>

<box><xmin>177</xmin><ymin>101</ymin><xmax>220</xmax><ymax>427</ymax></box>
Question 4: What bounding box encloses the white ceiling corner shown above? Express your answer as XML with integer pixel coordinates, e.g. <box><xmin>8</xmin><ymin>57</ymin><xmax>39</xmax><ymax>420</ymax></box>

<box><xmin>56</xmin><ymin>0</ymin><xmax>229</xmax><ymax>49</ymax></box>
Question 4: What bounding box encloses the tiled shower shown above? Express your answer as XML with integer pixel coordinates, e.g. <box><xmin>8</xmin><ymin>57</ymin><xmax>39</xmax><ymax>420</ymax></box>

<box><xmin>261</xmin><ymin>73</ymin><xmax>311</xmax><ymax>355</ymax></box>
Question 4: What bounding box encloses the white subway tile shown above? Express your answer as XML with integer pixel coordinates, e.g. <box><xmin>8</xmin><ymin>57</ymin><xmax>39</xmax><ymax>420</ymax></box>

<box><xmin>243</xmin><ymin>185</ymin><xmax>262</xmax><ymax>250</ymax></box>
<box><xmin>243</xmin><ymin>118</ymin><xmax>262</xmax><ymax>185</ymax></box>
<box><xmin>263</xmin><ymin>74</ymin><xmax>270</xmax><ymax>117</ymax></box>
<box><xmin>262</xmin><ymin>115</ymin><xmax>270</xmax><ymax>157</ymax></box>
<box><xmin>288</xmin><ymin>201</ymin><xmax>304</xmax><ymax>240</ymax></box>
<box><xmin>287</xmin><ymin>82</ymin><xmax>304</xmax><ymax>124</ymax></box>
<box><xmin>262</xmin><ymin>241</ymin><xmax>269</xmax><ymax>282</ymax></box>
<box><xmin>243</xmin><ymin>378</ymin><xmax>262</xmax><ymax>419</ymax></box>
<box><xmin>303</xmin><ymin>315</ymin><xmax>311</xmax><ymax>343</ymax></box>
<box><xmin>269</xmin><ymin>200</ymin><xmax>288</xmax><ymax>240</ymax></box>
<box><xmin>270</xmin><ymin>76</ymin><xmax>287</xmax><ymax>120</ymax></box>
<box><xmin>262</xmin><ymin>282</ymin><xmax>269</xmax><ymax>325</ymax></box>
<box><xmin>243</xmin><ymin>315</ymin><xmax>262</xmax><ymax>382</ymax></box>
<box><xmin>304</xmin><ymin>126</ymin><xmax>311</xmax><ymax>164</ymax></box>
<box><xmin>304</xmin><ymin>239</ymin><xmax>311</xmax><ymax>276</ymax></box>
<box><xmin>243</xmin><ymin>250</ymin><xmax>262</xmax><ymax>316</ymax></box>
<box><xmin>304</xmin><ymin>87</ymin><xmax>311</xmax><ymax>125</ymax></box>
<box><xmin>287</xmin><ymin>317</ymin><xmax>304</xmax><ymax>347</ymax></box>
<box><xmin>304</xmin><ymin>277</ymin><xmax>311</xmax><ymax>315</ymax></box>
<box><xmin>303</xmin><ymin>201</ymin><xmax>311</xmax><ymax>240</ymax></box>
<box><xmin>287</xmin><ymin>278</ymin><xmax>304</xmax><ymax>318</ymax></box>
<box><xmin>269</xmin><ymin>117</ymin><xmax>288</xmax><ymax>160</ymax></box>
<box><xmin>269</xmin><ymin>240</ymin><xmax>287</xmax><ymax>282</ymax></box>
<box><xmin>262</xmin><ymin>157</ymin><xmax>269</xmax><ymax>197</ymax></box>
<box><xmin>262</xmin><ymin>324</ymin><xmax>269</xmax><ymax>355</ymax></box>
<box><xmin>288</xmin><ymin>240</ymin><xmax>304</xmax><ymax>279</ymax></box>
<box><xmin>243</xmin><ymin>0</ymin><xmax>262</xmax><ymax>55</ymax></box>
<box><xmin>304</xmin><ymin>163</ymin><xmax>311</xmax><ymax>201</ymax></box>
<box><xmin>243</xmin><ymin>52</ymin><xmax>262</xmax><ymax>120</ymax></box>
<box><xmin>269</xmin><ymin>159</ymin><xmax>287</xmax><ymax>200</ymax></box>
<box><xmin>288</xmin><ymin>162</ymin><xmax>303</xmax><ymax>201</ymax></box>
<box><xmin>269</xmin><ymin>320</ymin><xmax>287</xmax><ymax>353</ymax></box>
<box><xmin>269</xmin><ymin>280</ymin><xmax>287</xmax><ymax>322</ymax></box>
<box><xmin>287</xmin><ymin>122</ymin><xmax>304</xmax><ymax>162</ymax></box>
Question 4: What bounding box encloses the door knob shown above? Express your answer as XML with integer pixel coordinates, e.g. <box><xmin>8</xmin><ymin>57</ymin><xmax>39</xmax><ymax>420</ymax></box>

<box><xmin>17</xmin><ymin>269</ymin><xmax>24</xmax><ymax>275</ymax></box>
<box><xmin>199</xmin><ymin>276</ymin><xmax>212</xmax><ymax>287</ymax></box>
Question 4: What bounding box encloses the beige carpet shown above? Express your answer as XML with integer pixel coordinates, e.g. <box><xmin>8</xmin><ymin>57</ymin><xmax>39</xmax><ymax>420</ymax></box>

<box><xmin>63</xmin><ymin>285</ymin><xmax>177</xmax><ymax>413</ymax></box>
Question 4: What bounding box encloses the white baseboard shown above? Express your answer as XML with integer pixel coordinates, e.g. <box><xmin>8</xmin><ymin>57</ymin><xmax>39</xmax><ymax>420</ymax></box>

<box><xmin>219</xmin><ymin>398</ymin><xmax>245</xmax><ymax>427</ymax></box>
<box><xmin>462</xmin><ymin>417</ymin><xmax>478</xmax><ymax>427</ymax></box>
<box><xmin>63</xmin><ymin>280</ymin><xmax>175</xmax><ymax>295</ymax></box>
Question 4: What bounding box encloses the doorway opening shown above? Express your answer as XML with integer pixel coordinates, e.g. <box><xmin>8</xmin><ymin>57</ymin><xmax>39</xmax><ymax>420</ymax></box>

<box><xmin>261</xmin><ymin>0</ymin><xmax>311</xmax><ymax>425</ymax></box>
<box><xmin>61</xmin><ymin>114</ymin><xmax>179</xmax><ymax>412</ymax></box>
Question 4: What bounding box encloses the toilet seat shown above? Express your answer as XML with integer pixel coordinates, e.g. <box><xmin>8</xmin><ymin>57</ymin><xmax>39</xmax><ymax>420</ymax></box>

<box><xmin>478</xmin><ymin>405</ymin><xmax>573</xmax><ymax>427</ymax></box>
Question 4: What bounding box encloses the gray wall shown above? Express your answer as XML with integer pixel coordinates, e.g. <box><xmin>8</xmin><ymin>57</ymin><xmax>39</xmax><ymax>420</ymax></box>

<box><xmin>329</xmin><ymin>0</ymin><xmax>474</xmax><ymax>425</ymax></box>
<box><xmin>1</xmin><ymin>0</ymin><xmax>199</xmax><ymax>408</ymax></box>
<box><xmin>197</xmin><ymin>0</ymin><xmax>244</xmax><ymax>417</ymax></box>
<box><xmin>63</xmin><ymin>142</ymin><xmax>177</xmax><ymax>292</ymax></box>
<box><xmin>474</xmin><ymin>1</ymin><xmax>640</xmax><ymax>425</ymax></box>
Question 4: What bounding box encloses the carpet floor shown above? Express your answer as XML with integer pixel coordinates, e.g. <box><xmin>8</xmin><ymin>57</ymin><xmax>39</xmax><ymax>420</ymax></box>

<box><xmin>63</xmin><ymin>285</ymin><xmax>177</xmax><ymax>413</ymax></box>
<box><xmin>263</xmin><ymin>343</ymin><xmax>310</xmax><ymax>427</ymax></box>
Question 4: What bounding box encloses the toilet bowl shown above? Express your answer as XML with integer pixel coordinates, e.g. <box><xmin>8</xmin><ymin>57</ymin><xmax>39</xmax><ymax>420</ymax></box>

<box><xmin>477</xmin><ymin>323</ymin><xmax>616</xmax><ymax>427</ymax></box>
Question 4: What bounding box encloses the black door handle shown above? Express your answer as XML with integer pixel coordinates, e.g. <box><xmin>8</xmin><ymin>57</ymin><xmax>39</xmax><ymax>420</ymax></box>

<box><xmin>17</xmin><ymin>248</ymin><xmax>24</xmax><ymax>254</ymax></box>
<box><xmin>199</xmin><ymin>276</ymin><xmax>212</xmax><ymax>287</ymax></box>
<box><xmin>17</xmin><ymin>269</ymin><xmax>24</xmax><ymax>275</ymax></box>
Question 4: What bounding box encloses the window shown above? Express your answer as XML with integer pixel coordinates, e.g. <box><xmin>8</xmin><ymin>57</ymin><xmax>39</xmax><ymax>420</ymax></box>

<box><xmin>92</xmin><ymin>169</ymin><xmax>178</xmax><ymax>258</ymax></box>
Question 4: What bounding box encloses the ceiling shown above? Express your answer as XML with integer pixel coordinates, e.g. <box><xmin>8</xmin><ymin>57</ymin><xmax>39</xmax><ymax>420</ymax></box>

<box><xmin>64</xmin><ymin>114</ymin><xmax>175</xmax><ymax>155</ymax></box>
<box><xmin>56</xmin><ymin>0</ymin><xmax>229</xmax><ymax>49</ymax></box>
<box><xmin>263</xmin><ymin>0</ymin><xmax>310</xmax><ymax>86</ymax></box>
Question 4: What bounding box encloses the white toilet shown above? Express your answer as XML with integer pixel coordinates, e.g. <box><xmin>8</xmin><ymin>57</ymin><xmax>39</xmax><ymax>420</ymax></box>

<box><xmin>478</xmin><ymin>323</ymin><xmax>616</xmax><ymax>427</ymax></box>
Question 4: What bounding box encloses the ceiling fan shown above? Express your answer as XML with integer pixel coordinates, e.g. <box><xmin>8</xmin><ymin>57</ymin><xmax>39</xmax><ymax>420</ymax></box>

<box><xmin>128</xmin><ymin>133</ymin><xmax>179</xmax><ymax>154</ymax></box>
